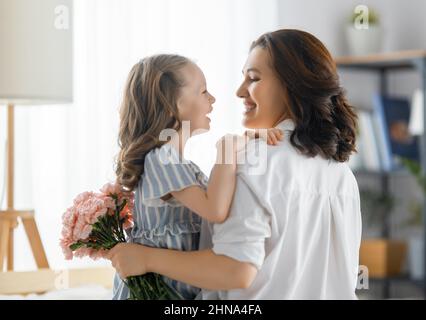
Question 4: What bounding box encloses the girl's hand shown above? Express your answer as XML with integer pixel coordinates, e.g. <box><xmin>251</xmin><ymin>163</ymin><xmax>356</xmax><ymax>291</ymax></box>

<box><xmin>266</xmin><ymin>128</ymin><xmax>284</xmax><ymax>145</ymax></box>
<box><xmin>106</xmin><ymin>243</ymin><xmax>148</xmax><ymax>279</ymax></box>
<box><xmin>245</xmin><ymin>128</ymin><xmax>283</xmax><ymax>145</ymax></box>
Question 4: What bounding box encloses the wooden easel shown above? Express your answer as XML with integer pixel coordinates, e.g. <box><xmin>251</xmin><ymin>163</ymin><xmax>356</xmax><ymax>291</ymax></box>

<box><xmin>0</xmin><ymin>104</ymin><xmax>49</xmax><ymax>271</ymax></box>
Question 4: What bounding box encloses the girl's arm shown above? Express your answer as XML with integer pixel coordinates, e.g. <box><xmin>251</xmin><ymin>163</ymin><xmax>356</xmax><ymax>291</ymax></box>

<box><xmin>170</xmin><ymin>135</ymin><xmax>241</xmax><ymax>224</ymax></box>
<box><xmin>170</xmin><ymin>130</ymin><xmax>282</xmax><ymax>224</ymax></box>
<box><xmin>107</xmin><ymin>243</ymin><xmax>258</xmax><ymax>290</ymax></box>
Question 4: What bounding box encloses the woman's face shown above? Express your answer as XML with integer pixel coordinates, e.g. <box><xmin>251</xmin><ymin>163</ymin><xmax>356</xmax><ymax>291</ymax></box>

<box><xmin>236</xmin><ymin>46</ymin><xmax>289</xmax><ymax>129</ymax></box>
<box><xmin>177</xmin><ymin>63</ymin><xmax>215</xmax><ymax>134</ymax></box>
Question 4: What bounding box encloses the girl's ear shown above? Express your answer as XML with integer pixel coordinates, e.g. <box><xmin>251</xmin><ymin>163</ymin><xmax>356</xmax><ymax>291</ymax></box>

<box><xmin>175</xmin><ymin>103</ymin><xmax>183</xmax><ymax>121</ymax></box>
<box><xmin>171</xmin><ymin>110</ymin><xmax>181</xmax><ymax>130</ymax></box>
<box><xmin>176</xmin><ymin>94</ymin><xmax>188</xmax><ymax>121</ymax></box>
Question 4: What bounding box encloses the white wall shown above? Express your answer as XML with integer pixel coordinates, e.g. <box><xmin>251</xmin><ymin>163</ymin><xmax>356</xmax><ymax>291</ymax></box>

<box><xmin>277</xmin><ymin>0</ymin><xmax>426</xmax><ymax>56</ymax></box>
<box><xmin>277</xmin><ymin>0</ymin><xmax>426</xmax><ymax>108</ymax></box>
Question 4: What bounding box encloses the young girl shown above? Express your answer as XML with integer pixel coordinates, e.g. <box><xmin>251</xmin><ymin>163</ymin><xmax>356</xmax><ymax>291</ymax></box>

<box><xmin>112</xmin><ymin>54</ymin><xmax>282</xmax><ymax>299</ymax></box>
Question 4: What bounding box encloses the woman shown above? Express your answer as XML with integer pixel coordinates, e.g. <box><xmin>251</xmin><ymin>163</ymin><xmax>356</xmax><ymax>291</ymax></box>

<box><xmin>108</xmin><ymin>29</ymin><xmax>362</xmax><ymax>299</ymax></box>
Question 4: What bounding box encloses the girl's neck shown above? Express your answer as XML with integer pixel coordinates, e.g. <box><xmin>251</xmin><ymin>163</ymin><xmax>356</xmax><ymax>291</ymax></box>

<box><xmin>168</xmin><ymin>129</ymin><xmax>189</xmax><ymax>157</ymax></box>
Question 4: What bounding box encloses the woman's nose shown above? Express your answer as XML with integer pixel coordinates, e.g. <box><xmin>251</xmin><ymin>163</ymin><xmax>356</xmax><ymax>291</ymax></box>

<box><xmin>236</xmin><ymin>81</ymin><xmax>247</xmax><ymax>98</ymax></box>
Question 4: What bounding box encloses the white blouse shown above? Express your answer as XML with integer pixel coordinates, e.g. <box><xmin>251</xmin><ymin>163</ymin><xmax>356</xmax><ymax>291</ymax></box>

<box><xmin>200</xmin><ymin>119</ymin><xmax>362</xmax><ymax>299</ymax></box>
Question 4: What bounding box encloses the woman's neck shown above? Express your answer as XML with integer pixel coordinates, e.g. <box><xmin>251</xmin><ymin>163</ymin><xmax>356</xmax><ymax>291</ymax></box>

<box><xmin>273</xmin><ymin>110</ymin><xmax>292</xmax><ymax>127</ymax></box>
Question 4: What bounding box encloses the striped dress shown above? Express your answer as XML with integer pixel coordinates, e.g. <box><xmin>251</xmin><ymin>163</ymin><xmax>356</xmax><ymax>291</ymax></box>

<box><xmin>112</xmin><ymin>143</ymin><xmax>209</xmax><ymax>300</ymax></box>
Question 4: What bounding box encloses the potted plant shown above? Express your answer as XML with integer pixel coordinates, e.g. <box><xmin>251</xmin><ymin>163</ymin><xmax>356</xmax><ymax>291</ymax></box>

<box><xmin>346</xmin><ymin>6</ymin><xmax>383</xmax><ymax>56</ymax></box>
<box><xmin>359</xmin><ymin>189</ymin><xmax>407</xmax><ymax>278</ymax></box>
<box><xmin>400</xmin><ymin>158</ymin><xmax>424</xmax><ymax>280</ymax></box>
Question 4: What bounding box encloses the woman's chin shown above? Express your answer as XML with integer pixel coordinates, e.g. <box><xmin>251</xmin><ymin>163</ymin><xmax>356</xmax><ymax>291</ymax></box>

<box><xmin>242</xmin><ymin>116</ymin><xmax>257</xmax><ymax>129</ymax></box>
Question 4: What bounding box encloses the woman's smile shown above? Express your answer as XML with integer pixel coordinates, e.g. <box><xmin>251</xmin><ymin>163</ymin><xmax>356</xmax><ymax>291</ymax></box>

<box><xmin>243</xmin><ymin>99</ymin><xmax>257</xmax><ymax>115</ymax></box>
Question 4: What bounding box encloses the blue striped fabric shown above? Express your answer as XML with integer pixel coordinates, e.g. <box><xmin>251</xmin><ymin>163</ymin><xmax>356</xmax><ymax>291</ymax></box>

<box><xmin>112</xmin><ymin>144</ymin><xmax>209</xmax><ymax>300</ymax></box>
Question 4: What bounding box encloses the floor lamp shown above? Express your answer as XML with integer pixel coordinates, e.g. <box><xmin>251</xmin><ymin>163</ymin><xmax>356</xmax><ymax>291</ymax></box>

<box><xmin>0</xmin><ymin>105</ymin><xmax>50</xmax><ymax>271</ymax></box>
<box><xmin>0</xmin><ymin>0</ymin><xmax>73</xmax><ymax>271</ymax></box>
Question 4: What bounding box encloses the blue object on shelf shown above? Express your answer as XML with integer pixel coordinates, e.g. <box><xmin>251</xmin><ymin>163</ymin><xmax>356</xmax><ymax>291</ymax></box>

<box><xmin>372</xmin><ymin>94</ymin><xmax>420</xmax><ymax>171</ymax></box>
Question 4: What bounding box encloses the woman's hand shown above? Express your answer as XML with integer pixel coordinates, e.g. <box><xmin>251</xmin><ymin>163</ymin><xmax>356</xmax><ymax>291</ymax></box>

<box><xmin>106</xmin><ymin>243</ymin><xmax>148</xmax><ymax>278</ymax></box>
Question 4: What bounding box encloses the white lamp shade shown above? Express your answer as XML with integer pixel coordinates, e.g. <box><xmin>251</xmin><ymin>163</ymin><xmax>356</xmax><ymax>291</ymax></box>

<box><xmin>0</xmin><ymin>0</ymin><xmax>73</xmax><ymax>105</ymax></box>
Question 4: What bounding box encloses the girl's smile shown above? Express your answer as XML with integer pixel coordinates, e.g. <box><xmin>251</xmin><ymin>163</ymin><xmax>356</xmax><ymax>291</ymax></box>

<box><xmin>177</xmin><ymin>63</ymin><xmax>216</xmax><ymax>133</ymax></box>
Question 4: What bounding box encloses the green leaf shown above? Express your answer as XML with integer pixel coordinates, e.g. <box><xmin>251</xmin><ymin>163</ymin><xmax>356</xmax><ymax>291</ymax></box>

<box><xmin>69</xmin><ymin>242</ymin><xmax>84</xmax><ymax>251</ymax></box>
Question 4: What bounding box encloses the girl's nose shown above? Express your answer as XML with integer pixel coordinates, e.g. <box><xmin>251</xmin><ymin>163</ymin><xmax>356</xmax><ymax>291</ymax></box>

<box><xmin>209</xmin><ymin>93</ymin><xmax>216</xmax><ymax>104</ymax></box>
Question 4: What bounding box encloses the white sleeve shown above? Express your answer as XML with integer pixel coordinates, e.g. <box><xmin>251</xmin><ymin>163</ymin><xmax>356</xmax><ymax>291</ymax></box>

<box><xmin>211</xmin><ymin>174</ymin><xmax>271</xmax><ymax>270</ymax></box>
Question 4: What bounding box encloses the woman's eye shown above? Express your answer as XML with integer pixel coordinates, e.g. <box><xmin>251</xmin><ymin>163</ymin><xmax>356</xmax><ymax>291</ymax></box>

<box><xmin>248</xmin><ymin>78</ymin><xmax>260</xmax><ymax>82</ymax></box>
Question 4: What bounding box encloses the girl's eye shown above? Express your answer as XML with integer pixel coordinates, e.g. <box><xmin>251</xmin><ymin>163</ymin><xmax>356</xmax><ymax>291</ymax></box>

<box><xmin>248</xmin><ymin>77</ymin><xmax>260</xmax><ymax>82</ymax></box>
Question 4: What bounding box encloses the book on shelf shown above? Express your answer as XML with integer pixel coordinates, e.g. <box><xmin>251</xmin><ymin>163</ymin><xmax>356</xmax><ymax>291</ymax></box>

<box><xmin>350</xmin><ymin>110</ymin><xmax>381</xmax><ymax>171</ymax></box>
<box><xmin>373</xmin><ymin>94</ymin><xmax>419</xmax><ymax>170</ymax></box>
<box><xmin>350</xmin><ymin>94</ymin><xmax>419</xmax><ymax>173</ymax></box>
<box><xmin>408</xmin><ymin>89</ymin><xmax>424</xmax><ymax>136</ymax></box>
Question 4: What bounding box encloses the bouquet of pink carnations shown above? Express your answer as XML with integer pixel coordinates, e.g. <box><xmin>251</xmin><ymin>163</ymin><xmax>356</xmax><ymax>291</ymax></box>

<box><xmin>59</xmin><ymin>182</ymin><xmax>183</xmax><ymax>300</ymax></box>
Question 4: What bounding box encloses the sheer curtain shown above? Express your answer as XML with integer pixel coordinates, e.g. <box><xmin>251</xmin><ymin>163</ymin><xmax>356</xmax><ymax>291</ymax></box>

<box><xmin>1</xmin><ymin>0</ymin><xmax>279</xmax><ymax>270</ymax></box>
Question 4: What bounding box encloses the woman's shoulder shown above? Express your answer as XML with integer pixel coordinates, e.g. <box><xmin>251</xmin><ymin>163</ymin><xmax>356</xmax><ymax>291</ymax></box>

<box><xmin>236</xmin><ymin>136</ymin><xmax>294</xmax><ymax>178</ymax></box>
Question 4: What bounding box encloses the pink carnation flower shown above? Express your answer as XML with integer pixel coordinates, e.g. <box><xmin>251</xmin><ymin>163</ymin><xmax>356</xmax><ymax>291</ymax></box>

<box><xmin>59</xmin><ymin>182</ymin><xmax>134</xmax><ymax>260</ymax></box>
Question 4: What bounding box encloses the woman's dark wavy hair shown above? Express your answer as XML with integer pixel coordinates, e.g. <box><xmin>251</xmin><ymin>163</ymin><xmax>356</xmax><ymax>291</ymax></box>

<box><xmin>251</xmin><ymin>29</ymin><xmax>358</xmax><ymax>162</ymax></box>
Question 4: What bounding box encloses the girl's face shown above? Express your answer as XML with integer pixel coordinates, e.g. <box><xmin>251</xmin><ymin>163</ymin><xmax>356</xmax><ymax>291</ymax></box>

<box><xmin>236</xmin><ymin>46</ymin><xmax>289</xmax><ymax>129</ymax></box>
<box><xmin>177</xmin><ymin>63</ymin><xmax>215</xmax><ymax>134</ymax></box>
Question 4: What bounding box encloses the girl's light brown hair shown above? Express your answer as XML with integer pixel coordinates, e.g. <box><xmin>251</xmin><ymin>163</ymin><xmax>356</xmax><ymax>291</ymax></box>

<box><xmin>115</xmin><ymin>54</ymin><xmax>191</xmax><ymax>191</ymax></box>
<box><xmin>251</xmin><ymin>29</ymin><xmax>358</xmax><ymax>162</ymax></box>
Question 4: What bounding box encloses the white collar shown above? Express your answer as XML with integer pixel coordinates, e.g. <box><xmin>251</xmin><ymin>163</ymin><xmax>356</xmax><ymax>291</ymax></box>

<box><xmin>275</xmin><ymin>118</ymin><xmax>295</xmax><ymax>131</ymax></box>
